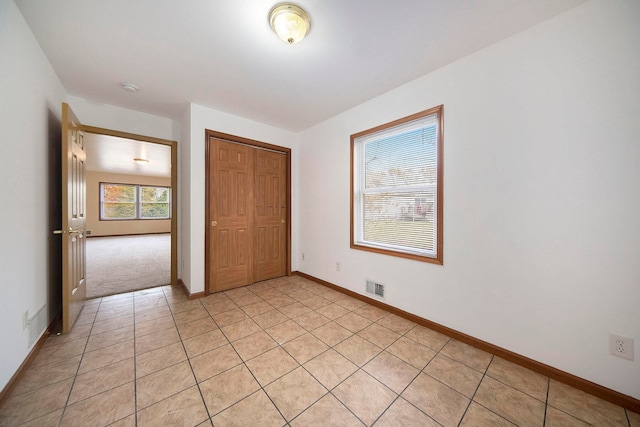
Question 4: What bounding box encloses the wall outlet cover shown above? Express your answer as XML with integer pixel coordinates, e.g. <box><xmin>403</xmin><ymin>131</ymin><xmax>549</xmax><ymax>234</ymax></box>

<box><xmin>609</xmin><ymin>333</ymin><xmax>634</xmax><ymax>361</ymax></box>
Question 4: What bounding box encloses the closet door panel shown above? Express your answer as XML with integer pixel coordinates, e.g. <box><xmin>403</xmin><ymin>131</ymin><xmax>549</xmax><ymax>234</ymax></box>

<box><xmin>254</xmin><ymin>149</ymin><xmax>287</xmax><ymax>282</ymax></box>
<box><xmin>209</xmin><ymin>139</ymin><xmax>254</xmax><ymax>291</ymax></box>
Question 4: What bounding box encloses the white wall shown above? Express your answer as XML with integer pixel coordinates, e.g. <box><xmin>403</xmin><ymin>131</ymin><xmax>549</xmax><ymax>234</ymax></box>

<box><xmin>180</xmin><ymin>104</ymin><xmax>298</xmax><ymax>295</ymax></box>
<box><xmin>0</xmin><ymin>0</ymin><xmax>68</xmax><ymax>391</ymax></box>
<box><xmin>296</xmin><ymin>0</ymin><xmax>640</xmax><ymax>399</ymax></box>
<box><xmin>67</xmin><ymin>95</ymin><xmax>180</xmax><ymax>142</ymax></box>
<box><xmin>179</xmin><ymin>105</ymin><xmax>192</xmax><ymax>286</ymax></box>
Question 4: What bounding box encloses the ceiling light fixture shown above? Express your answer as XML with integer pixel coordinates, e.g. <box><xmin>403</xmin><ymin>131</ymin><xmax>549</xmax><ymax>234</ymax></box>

<box><xmin>133</xmin><ymin>158</ymin><xmax>149</xmax><ymax>165</ymax></box>
<box><xmin>269</xmin><ymin>4</ymin><xmax>311</xmax><ymax>45</ymax></box>
<box><xmin>120</xmin><ymin>82</ymin><xmax>139</xmax><ymax>92</ymax></box>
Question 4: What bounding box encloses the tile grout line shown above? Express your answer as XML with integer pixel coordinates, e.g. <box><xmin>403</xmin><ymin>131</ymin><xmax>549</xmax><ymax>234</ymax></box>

<box><xmin>264</xmin><ymin>289</ymin><xmax>421</xmax><ymax>426</ymax></box>
<box><xmin>56</xmin><ymin>297</ymin><xmax>101</xmax><ymax>427</ymax></box>
<box><xmin>94</xmin><ymin>294</ymin><xmax>137</xmax><ymax>426</ymax></box>
<box><xmin>123</xmin><ymin>290</ymin><xmax>201</xmax><ymax>424</ymax></box>
<box><xmin>225</xmin><ymin>283</ymin><xmax>346</xmax><ymax>424</ymax></box>
<box><xmin>314</xmin><ymin>304</ymin><xmax>521</xmax><ymax>426</ymax></box>
<box><xmin>132</xmin><ymin>291</ymin><xmax>139</xmax><ymax>427</ymax></box>
<box><xmin>236</xmin><ymin>330</ymin><xmax>297</xmax><ymax>423</ymax></box>
<box><xmin>479</xmin><ymin>358</ymin><xmax>553</xmax><ymax>424</ymax></box>
<box><xmin>229</xmin><ymin>286</ymin><xmax>306</xmax><ymax>425</ymax></box>
<box><xmin>233</xmin><ymin>285</ymin><xmax>312</xmax><ymax>425</ymax></box>
<box><xmin>167</xmin><ymin>289</ymin><xmax>216</xmax><ymax>425</ymax></box>
<box><xmin>542</xmin><ymin>376</ymin><xmax>551</xmax><ymax>427</ymax></box>
<box><xmin>176</xmin><ymin>290</ymin><xmax>231</xmax><ymax>424</ymax></box>
<box><xmin>365</xmin><ymin>322</ymin><xmax>451</xmax><ymax>427</ymax></box>
<box><xmin>455</xmin><ymin>353</ymin><xmax>495</xmax><ymax>427</ymax></box>
<box><xmin>279</xmin><ymin>285</ymin><xmax>404</xmax><ymax>425</ymax></box>
<box><xmin>270</xmin><ymin>283</ymin><xmax>368</xmax><ymax>425</ymax></box>
<box><xmin>345</xmin><ymin>303</ymin><xmax>439</xmax><ymax>424</ymax></box>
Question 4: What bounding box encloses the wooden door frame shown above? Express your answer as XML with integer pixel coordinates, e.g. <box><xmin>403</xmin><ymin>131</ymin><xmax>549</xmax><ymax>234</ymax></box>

<box><xmin>205</xmin><ymin>129</ymin><xmax>292</xmax><ymax>295</ymax></box>
<box><xmin>82</xmin><ymin>125</ymin><xmax>179</xmax><ymax>287</ymax></box>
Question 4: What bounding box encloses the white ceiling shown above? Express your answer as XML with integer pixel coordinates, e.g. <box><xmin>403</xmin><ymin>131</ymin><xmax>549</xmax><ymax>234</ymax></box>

<box><xmin>85</xmin><ymin>133</ymin><xmax>171</xmax><ymax>178</ymax></box>
<box><xmin>16</xmin><ymin>0</ymin><xmax>586</xmax><ymax>132</ymax></box>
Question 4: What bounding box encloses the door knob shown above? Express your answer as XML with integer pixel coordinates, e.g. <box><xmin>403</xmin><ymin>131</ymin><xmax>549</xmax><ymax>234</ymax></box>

<box><xmin>211</xmin><ymin>221</ymin><xmax>218</xmax><ymax>227</ymax></box>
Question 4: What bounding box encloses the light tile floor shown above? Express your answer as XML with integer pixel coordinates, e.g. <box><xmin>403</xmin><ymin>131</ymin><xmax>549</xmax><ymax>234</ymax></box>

<box><xmin>1</xmin><ymin>276</ymin><xmax>638</xmax><ymax>426</ymax></box>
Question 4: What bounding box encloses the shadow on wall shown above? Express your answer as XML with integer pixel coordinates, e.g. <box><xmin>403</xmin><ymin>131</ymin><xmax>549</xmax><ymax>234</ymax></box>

<box><xmin>47</xmin><ymin>106</ymin><xmax>62</xmax><ymax>327</ymax></box>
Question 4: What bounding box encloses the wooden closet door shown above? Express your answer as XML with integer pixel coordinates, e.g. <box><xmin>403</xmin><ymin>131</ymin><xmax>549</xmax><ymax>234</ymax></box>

<box><xmin>254</xmin><ymin>149</ymin><xmax>287</xmax><ymax>282</ymax></box>
<box><xmin>209</xmin><ymin>139</ymin><xmax>254</xmax><ymax>292</ymax></box>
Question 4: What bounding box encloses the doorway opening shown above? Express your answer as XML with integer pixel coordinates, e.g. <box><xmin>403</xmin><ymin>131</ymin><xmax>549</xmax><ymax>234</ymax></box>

<box><xmin>83</xmin><ymin>127</ymin><xmax>178</xmax><ymax>298</ymax></box>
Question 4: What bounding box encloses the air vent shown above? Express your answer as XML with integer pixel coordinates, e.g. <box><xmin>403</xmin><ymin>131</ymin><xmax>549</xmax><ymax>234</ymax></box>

<box><xmin>366</xmin><ymin>280</ymin><xmax>385</xmax><ymax>299</ymax></box>
<box><xmin>28</xmin><ymin>304</ymin><xmax>47</xmax><ymax>347</ymax></box>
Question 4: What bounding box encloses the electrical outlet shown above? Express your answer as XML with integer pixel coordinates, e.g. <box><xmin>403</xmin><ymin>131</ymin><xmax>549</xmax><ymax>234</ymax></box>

<box><xmin>336</xmin><ymin>261</ymin><xmax>340</xmax><ymax>272</ymax></box>
<box><xmin>301</xmin><ymin>253</ymin><xmax>305</xmax><ymax>261</ymax></box>
<box><xmin>609</xmin><ymin>334</ymin><xmax>634</xmax><ymax>361</ymax></box>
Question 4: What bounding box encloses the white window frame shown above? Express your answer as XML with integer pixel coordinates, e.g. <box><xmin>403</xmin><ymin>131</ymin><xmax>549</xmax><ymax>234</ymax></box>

<box><xmin>350</xmin><ymin>105</ymin><xmax>443</xmax><ymax>264</ymax></box>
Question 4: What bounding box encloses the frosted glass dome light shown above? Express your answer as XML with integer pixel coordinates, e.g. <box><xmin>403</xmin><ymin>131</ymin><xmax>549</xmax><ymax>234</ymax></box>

<box><xmin>269</xmin><ymin>4</ymin><xmax>311</xmax><ymax>44</ymax></box>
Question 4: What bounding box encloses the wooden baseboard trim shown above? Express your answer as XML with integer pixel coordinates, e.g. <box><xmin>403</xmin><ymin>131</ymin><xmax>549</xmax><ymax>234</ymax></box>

<box><xmin>178</xmin><ymin>279</ymin><xmax>204</xmax><ymax>300</ymax></box>
<box><xmin>0</xmin><ymin>311</ymin><xmax>62</xmax><ymax>407</ymax></box>
<box><xmin>189</xmin><ymin>291</ymin><xmax>205</xmax><ymax>300</ymax></box>
<box><xmin>293</xmin><ymin>271</ymin><xmax>640</xmax><ymax>413</ymax></box>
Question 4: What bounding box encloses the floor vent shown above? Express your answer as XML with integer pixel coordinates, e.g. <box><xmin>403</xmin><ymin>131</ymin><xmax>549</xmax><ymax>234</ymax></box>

<box><xmin>28</xmin><ymin>304</ymin><xmax>47</xmax><ymax>347</ymax></box>
<box><xmin>366</xmin><ymin>280</ymin><xmax>386</xmax><ymax>299</ymax></box>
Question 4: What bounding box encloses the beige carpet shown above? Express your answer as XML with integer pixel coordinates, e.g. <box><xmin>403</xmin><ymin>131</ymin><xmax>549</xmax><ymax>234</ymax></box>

<box><xmin>86</xmin><ymin>234</ymin><xmax>171</xmax><ymax>298</ymax></box>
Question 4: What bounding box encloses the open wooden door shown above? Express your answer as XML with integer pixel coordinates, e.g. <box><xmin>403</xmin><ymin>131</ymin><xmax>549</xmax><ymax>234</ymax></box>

<box><xmin>58</xmin><ymin>103</ymin><xmax>87</xmax><ymax>332</ymax></box>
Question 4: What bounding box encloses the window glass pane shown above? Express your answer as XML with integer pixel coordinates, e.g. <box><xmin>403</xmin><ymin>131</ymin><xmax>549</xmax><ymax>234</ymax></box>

<box><xmin>103</xmin><ymin>202</ymin><xmax>136</xmax><ymax>219</ymax></box>
<box><xmin>141</xmin><ymin>203</ymin><xmax>170</xmax><ymax>218</ymax></box>
<box><xmin>140</xmin><ymin>186</ymin><xmax>170</xmax><ymax>219</ymax></box>
<box><xmin>363</xmin><ymin>191</ymin><xmax>435</xmax><ymax>251</ymax></box>
<box><xmin>365</xmin><ymin>126</ymin><xmax>437</xmax><ymax>189</ymax></box>
<box><xmin>103</xmin><ymin>184</ymin><xmax>135</xmax><ymax>203</ymax></box>
<box><xmin>101</xmin><ymin>184</ymin><xmax>136</xmax><ymax>219</ymax></box>
<box><xmin>141</xmin><ymin>186</ymin><xmax>169</xmax><ymax>203</ymax></box>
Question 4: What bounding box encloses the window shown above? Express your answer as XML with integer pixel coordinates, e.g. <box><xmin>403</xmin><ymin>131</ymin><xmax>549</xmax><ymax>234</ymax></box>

<box><xmin>351</xmin><ymin>105</ymin><xmax>443</xmax><ymax>264</ymax></box>
<box><xmin>140</xmin><ymin>186</ymin><xmax>171</xmax><ymax>219</ymax></box>
<box><xmin>100</xmin><ymin>183</ymin><xmax>171</xmax><ymax>220</ymax></box>
<box><xmin>101</xmin><ymin>183</ymin><xmax>136</xmax><ymax>219</ymax></box>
